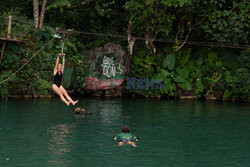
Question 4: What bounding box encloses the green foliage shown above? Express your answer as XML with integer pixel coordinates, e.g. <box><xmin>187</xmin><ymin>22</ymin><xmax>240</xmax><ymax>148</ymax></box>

<box><xmin>174</xmin><ymin>67</ymin><xmax>192</xmax><ymax>90</ymax></box>
<box><xmin>130</xmin><ymin>47</ymin><xmax>156</xmax><ymax>79</ymax></box>
<box><xmin>0</xmin><ymin>19</ymin><xmax>89</xmax><ymax>99</ymax></box>
<box><xmin>71</xmin><ymin>51</ymin><xmax>89</xmax><ymax>94</ymax></box>
<box><xmin>0</xmin><ymin>71</ymin><xmax>14</xmax><ymax>100</ymax></box>
<box><xmin>223</xmin><ymin>89</ymin><xmax>232</xmax><ymax>100</ymax></box>
<box><xmin>222</xmin><ymin>62</ymin><xmax>249</xmax><ymax>100</ymax></box>
<box><xmin>32</xmin><ymin>78</ymin><xmax>51</xmax><ymax>95</ymax></box>
<box><xmin>47</xmin><ymin>0</ymin><xmax>71</xmax><ymax>11</ymax></box>
<box><xmin>0</xmin><ymin>0</ymin><xmax>249</xmax><ymax>101</ymax></box>
<box><xmin>200</xmin><ymin>0</ymin><xmax>249</xmax><ymax>44</ymax></box>
<box><xmin>127</xmin><ymin>43</ymin><xmax>249</xmax><ymax>100</ymax></box>
<box><xmin>163</xmin><ymin>54</ymin><xmax>175</xmax><ymax>70</ymax></box>
<box><xmin>152</xmin><ymin>69</ymin><xmax>176</xmax><ymax>96</ymax></box>
<box><xmin>125</xmin><ymin>0</ymin><xmax>193</xmax><ymax>39</ymax></box>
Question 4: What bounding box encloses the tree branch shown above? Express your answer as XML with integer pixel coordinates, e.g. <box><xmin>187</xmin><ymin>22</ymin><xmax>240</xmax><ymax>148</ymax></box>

<box><xmin>71</xmin><ymin>0</ymin><xmax>94</xmax><ymax>9</ymax></box>
<box><xmin>39</xmin><ymin>0</ymin><xmax>47</xmax><ymax>29</ymax></box>
<box><xmin>175</xmin><ymin>19</ymin><xmax>182</xmax><ymax>41</ymax></box>
<box><xmin>174</xmin><ymin>28</ymin><xmax>192</xmax><ymax>53</ymax></box>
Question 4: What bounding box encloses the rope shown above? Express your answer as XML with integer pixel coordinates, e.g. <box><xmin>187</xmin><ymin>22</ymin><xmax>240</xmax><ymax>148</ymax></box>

<box><xmin>1</xmin><ymin>16</ymin><xmax>248</xmax><ymax>49</ymax></box>
<box><xmin>74</xmin><ymin>31</ymin><xmax>249</xmax><ymax>49</ymax></box>
<box><xmin>61</xmin><ymin>40</ymin><xmax>65</xmax><ymax>54</ymax></box>
<box><xmin>0</xmin><ymin>38</ymin><xmax>54</xmax><ymax>85</ymax></box>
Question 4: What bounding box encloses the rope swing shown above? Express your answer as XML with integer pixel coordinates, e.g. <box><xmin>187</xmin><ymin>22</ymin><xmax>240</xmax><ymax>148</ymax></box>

<box><xmin>0</xmin><ymin>28</ymin><xmax>73</xmax><ymax>85</ymax></box>
<box><xmin>0</xmin><ymin>38</ymin><xmax>54</xmax><ymax>85</ymax></box>
<box><xmin>61</xmin><ymin>40</ymin><xmax>65</xmax><ymax>54</ymax></box>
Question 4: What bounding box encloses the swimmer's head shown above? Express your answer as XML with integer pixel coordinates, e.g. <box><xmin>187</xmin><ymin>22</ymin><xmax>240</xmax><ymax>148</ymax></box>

<box><xmin>74</xmin><ymin>107</ymin><xmax>81</xmax><ymax>112</ymax></box>
<box><xmin>121</xmin><ymin>126</ymin><xmax>130</xmax><ymax>133</ymax></box>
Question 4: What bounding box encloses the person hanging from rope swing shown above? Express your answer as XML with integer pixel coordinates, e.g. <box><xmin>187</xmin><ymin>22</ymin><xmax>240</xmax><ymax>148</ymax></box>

<box><xmin>52</xmin><ymin>53</ymin><xmax>78</xmax><ymax>106</ymax></box>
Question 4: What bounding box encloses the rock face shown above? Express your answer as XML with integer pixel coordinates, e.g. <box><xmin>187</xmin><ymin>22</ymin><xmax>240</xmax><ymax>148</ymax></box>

<box><xmin>85</xmin><ymin>43</ymin><xmax>129</xmax><ymax>97</ymax></box>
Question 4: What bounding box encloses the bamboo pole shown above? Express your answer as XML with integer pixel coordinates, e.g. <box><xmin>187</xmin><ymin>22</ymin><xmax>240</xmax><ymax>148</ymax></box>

<box><xmin>0</xmin><ymin>42</ymin><xmax>6</xmax><ymax>63</ymax></box>
<box><xmin>7</xmin><ymin>15</ymin><xmax>12</xmax><ymax>38</ymax></box>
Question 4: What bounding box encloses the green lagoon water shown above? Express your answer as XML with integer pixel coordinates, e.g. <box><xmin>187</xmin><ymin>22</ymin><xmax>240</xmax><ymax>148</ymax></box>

<box><xmin>0</xmin><ymin>98</ymin><xmax>249</xmax><ymax>167</ymax></box>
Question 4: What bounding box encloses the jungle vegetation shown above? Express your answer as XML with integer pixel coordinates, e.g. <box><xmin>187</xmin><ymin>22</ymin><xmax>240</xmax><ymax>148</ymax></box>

<box><xmin>0</xmin><ymin>0</ymin><xmax>249</xmax><ymax>101</ymax></box>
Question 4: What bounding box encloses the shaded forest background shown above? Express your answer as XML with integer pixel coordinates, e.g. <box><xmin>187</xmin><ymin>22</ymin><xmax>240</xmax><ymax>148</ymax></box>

<box><xmin>0</xmin><ymin>0</ymin><xmax>249</xmax><ymax>101</ymax></box>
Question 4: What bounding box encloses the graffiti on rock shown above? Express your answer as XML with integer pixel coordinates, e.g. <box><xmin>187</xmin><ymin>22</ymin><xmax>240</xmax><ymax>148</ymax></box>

<box><xmin>85</xmin><ymin>43</ymin><xmax>129</xmax><ymax>90</ymax></box>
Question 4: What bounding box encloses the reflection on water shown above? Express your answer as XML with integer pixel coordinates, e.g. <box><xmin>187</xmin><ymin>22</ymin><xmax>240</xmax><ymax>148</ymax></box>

<box><xmin>90</xmin><ymin>99</ymin><xmax>122</xmax><ymax>125</ymax></box>
<box><xmin>0</xmin><ymin>99</ymin><xmax>249</xmax><ymax>167</ymax></box>
<box><xmin>47</xmin><ymin>124</ymin><xmax>71</xmax><ymax>166</ymax></box>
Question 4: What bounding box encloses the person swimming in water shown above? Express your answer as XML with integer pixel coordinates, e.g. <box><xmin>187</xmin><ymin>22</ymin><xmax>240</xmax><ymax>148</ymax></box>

<box><xmin>52</xmin><ymin>53</ymin><xmax>78</xmax><ymax>106</ymax></box>
<box><xmin>70</xmin><ymin>107</ymin><xmax>92</xmax><ymax>115</ymax></box>
<box><xmin>113</xmin><ymin>126</ymin><xmax>139</xmax><ymax>147</ymax></box>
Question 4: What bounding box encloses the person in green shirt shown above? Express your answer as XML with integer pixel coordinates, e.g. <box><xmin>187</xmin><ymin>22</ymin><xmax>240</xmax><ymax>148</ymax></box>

<box><xmin>113</xmin><ymin>126</ymin><xmax>139</xmax><ymax>147</ymax></box>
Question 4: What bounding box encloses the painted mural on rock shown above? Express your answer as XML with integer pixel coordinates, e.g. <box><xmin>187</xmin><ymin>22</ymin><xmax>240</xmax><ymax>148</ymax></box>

<box><xmin>85</xmin><ymin>43</ymin><xmax>129</xmax><ymax>90</ymax></box>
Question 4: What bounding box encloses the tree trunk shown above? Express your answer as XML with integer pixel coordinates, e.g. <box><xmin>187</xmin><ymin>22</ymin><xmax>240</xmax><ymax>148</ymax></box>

<box><xmin>127</xmin><ymin>20</ymin><xmax>135</xmax><ymax>59</ymax></box>
<box><xmin>33</xmin><ymin>0</ymin><xmax>39</xmax><ymax>31</ymax></box>
<box><xmin>145</xmin><ymin>32</ymin><xmax>157</xmax><ymax>55</ymax></box>
<box><xmin>39</xmin><ymin>0</ymin><xmax>47</xmax><ymax>29</ymax></box>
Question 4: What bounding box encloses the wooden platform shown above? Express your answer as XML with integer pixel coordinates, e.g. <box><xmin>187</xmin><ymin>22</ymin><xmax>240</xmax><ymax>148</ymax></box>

<box><xmin>0</xmin><ymin>15</ymin><xmax>26</xmax><ymax>63</ymax></box>
<box><xmin>0</xmin><ymin>37</ymin><xmax>24</xmax><ymax>43</ymax></box>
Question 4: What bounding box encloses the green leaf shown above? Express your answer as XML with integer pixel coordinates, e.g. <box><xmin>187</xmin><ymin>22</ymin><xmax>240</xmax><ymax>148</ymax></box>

<box><xmin>179</xmin><ymin>53</ymin><xmax>190</xmax><ymax>67</ymax></box>
<box><xmin>196</xmin><ymin>78</ymin><xmax>204</xmax><ymax>90</ymax></box>
<box><xmin>177</xmin><ymin>82</ymin><xmax>192</xmax><ymax>90</ymax></box>
<box><xmin>144</xmin><ymin>55</ymin><xmax>156</xmax><ymax>65</ymax></box>
<box><xmin>215</xmin><ymin>61</ymin><xmax>223</xmax><ymax>67</ymax></box>
<box><xmin>152</xmin><ymin>73</ymin><xmax>162</xmax><ymax>79</ymax></box>
<box><xmin>163</xmin><ymin>77</ymin><xmax>171</xmax><ymax>84</ymax></box>
<box><xmin>208</xmin><ymin>52</ymin><xmax>217</xmax><ymax>65</ymax></box>
<box><xmin>223</xmin><ymin>89</ymin><xmax>232</xmax><ymax>100</ymax></box>
<box><xmin>160</xmin><ymin>69</ymin><xmax>171</xmax><ymax>77</ymax></box>
<box><xmin>134</xmin><ymin>57</ymin><xmax>144</xmax><ymax>65</ymax></box>
<box><xmin>195</xmin><ymin>57</ymin><xmax>203</xmax><ymax>65</ymax></box>
<box><xmin>225</xmin><ymin>71</ymin><xmax>232</xmax><ymax>83</ymax></box>
<box><xmin>163</xmin><ymin>54</ymin><xmax>175</xmax><ymax>70</ymax></box>
<box><xmin>185</xmin><ymin>60</ymin><xmax>195</xmax><ymax>71</ymax></box>
<box><xmin>173</xmin><ymin>75</ymin><xmax>186</xmax><ymax>83</ymax></box>
<box><xmin>176</xmin><ymin>67</ymin><xmax>189</xmax><ymax>79</ymax></box>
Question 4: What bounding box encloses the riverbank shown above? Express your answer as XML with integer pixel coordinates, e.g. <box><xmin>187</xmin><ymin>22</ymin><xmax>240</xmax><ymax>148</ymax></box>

<box><xmin>7</xmin><ymin>91</ymin><xmax>250</xmax><ymax>103</ymax></box>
